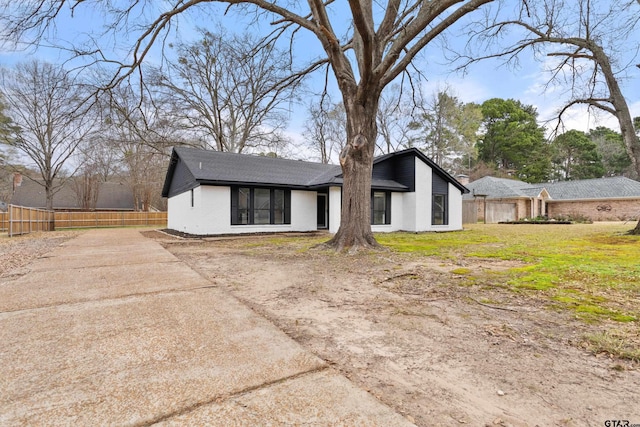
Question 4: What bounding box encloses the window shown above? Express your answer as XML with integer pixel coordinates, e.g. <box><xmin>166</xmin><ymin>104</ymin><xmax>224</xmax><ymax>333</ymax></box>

<box><xmin>371</xmin><ymin>191</ymin><xmax>391</xmax><ymax>225</ymax></box>
<box><xmin>273</xmin><ymin>189</ymin><xmax>286</xmax><ymax>224</ymax></box>
<box><xmin>231</xmin><ymin>187</ymin><xmax>290</xmax><ymax>225</ymax></box>
<box><xmin>433</xmin><ymin>194</ymin><xmax>448</xmax><ymax>225</ymax></box>
<box><xmin>237</xmin><ymin>187</ymin><xmax>250</xmax><ymax>224</ymax></box>
<box><xmin>254</xmin><ymin>188</ymin><xmax>271</xmax><ymax>224</ymax></box>
<box><xmin>190</xmin><ymin>189</ymin><xmax>194</xmax><ymax>207</ymax></box>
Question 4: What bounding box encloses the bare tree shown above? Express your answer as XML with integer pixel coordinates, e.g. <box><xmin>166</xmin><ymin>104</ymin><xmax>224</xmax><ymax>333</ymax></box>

<box><xmin>70</xmin><ymin>168</ymin><xmax>100</xmax><ymax>210</ymax></box>
<box><xmin>151</xmin><ymin>28</ymin><xmax>298</xmax><ymax>153</ymax></box>
<box><xmin>376</xmin><ymin>85</ymin><xmax>417</xmax><ymax>155</ymax></box>
<box><xmin>0</xmin><ymin>0</ymin><xmax>496</xmax><ymax>249</ymax></box>
<box><xmin>303</xmin><ymin>98</ymin><xmax>346</xmax><ymax>164</ymax></box>
<box><xmin>0</xmin><ymin>61</ymin><xmax>95</xmax><ymax>210</ymax></box>
<box><xmin>461</xmin><ymin>0</ymin><xmax>640</xmax><ymax>232</ymax></box>
<box><xmin>98</xmin><ymin>85</ymin><xmax>174</xmax><ymax>211</ymax></box>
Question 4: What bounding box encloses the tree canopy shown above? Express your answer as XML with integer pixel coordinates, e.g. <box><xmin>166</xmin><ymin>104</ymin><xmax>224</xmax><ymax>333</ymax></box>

<box><xmin>477</xmin><ymin>98</ymin><xmax>550</xmax><ymax>183</ymax></box>
<box><xmin>551</xmin><ymin>130</ymin><xmax>605</xmax><ymax>180</ymax></box>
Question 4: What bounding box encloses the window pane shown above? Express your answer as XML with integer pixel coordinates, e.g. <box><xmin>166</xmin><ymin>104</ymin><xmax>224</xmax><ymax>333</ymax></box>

<box><xmin>238</xmin><ymin>188</ymin><xmax>250</xmax><ymax>224</ymax></box>
<box><xmin>254</xmin><ymin>188</ymin><xmax>270</xmax><ymax>224</ymax></box>
<box><xmin>433</xmin><ymin>194</ymin><xmax>446</xmax><ymax>225</ymax></box>
<box><xmin>273</xmin><ymin>189</ymin><xmax>285</xmax><ymax>224</ymax></box>
<box><xmin>372</xmin><ymin>191</ymin><xmax>386</xmax><ymax>225</ymax></box>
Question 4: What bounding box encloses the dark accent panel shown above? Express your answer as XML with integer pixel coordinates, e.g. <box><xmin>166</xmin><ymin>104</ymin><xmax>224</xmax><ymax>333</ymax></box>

<box><xmin>168</xmin><ymin>158</ymin><xmax>198</xmax><ymax>198</ymax></box>
<box><xmin>230</xmin><ymin>186</ymin><xmax>239</xmax><ymax>225</ymax></box>
<box><xmin>432</xmin><ymin>171</ymin><xmax>449</xmax><ymax>195</ymax></box>
<box><xmin>393</xmin><ymin>154</ymin><xmax>415</xmax><ymax>191</ymax></box>
<box><xmin>284</xmin><ymin>190</ymin><xmax>291</xmax><ymax>224</ymax></box>
<box><xmin>373</xmin><ymin>153</ymin><xmax>415</xmax><ymax>191</ymax></box>
<box><xmin>385</xmin><ymin>192</ymin><xmax>392</xmax><ymax>224</ymax></box>
<box><xmin>249</xmin><ymin>188</ymin><xmax>255</xmax><ymax>224</ymax></box>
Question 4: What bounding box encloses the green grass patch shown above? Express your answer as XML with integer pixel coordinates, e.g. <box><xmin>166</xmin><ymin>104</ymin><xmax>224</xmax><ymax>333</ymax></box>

<box><xmin>451</xmin><ymin>267</ymin><xmax>472</xmax><ymax>275</ymax></box>
<box><xmin>376</xmin><ymin>223</ymin><xmax>640</xmax><ymax>324</ymax></box>
<box><xmin>583</xmin><ymin>329</ymin><xmax>640</xmax><ymax>362</ymax></box>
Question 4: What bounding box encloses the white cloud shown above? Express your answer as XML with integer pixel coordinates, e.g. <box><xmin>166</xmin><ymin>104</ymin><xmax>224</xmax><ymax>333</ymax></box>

<box><xmin>419</xmin><ymin>76</ymin><xmax>491</xmax><ymax>104</ymax></box>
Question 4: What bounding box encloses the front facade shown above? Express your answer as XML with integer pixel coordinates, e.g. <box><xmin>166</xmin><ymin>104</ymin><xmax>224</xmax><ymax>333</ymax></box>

<box><xmin>162</xmin><ymin>147</ymin><xmax>469</xmax><ymax>235</ymax></box>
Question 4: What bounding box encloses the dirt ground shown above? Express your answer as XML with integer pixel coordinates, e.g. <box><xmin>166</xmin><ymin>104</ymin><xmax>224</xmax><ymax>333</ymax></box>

<box><xmin>146</xmin><ymin>231</ymin><xmax>639</xmax><ymax>427</ymax></box>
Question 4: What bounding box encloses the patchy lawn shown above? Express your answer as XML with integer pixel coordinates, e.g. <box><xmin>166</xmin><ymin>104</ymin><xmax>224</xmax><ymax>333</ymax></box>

<box><xmin>151</xmin><ymin>222</ymin><xmax>640</xmax><ymax>426</ymax></box>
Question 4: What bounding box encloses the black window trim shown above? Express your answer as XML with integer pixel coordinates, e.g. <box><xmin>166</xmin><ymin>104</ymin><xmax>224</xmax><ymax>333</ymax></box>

<box><xmin>432</xmin><ymin>193</ymin><xmax>448</xmax><ymax>225</ymax></box>
<box><xmin>231</xmin><ymin>186</ymin><xmax>291</xmax><ymax>225</ymax></box>
<box><xmin>371</xmin><ymin>190</ymin><xmax>392</xmax><ymax>225</ymax></box>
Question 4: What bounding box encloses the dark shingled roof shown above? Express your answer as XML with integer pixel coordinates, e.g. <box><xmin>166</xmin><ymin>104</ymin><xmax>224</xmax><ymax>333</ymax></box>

<box><xmin>544</xmin><ymin>176</ymin><xmax>640</xmax><ymax>200</ymax></box>
<box><xmin>162</xmin><ymin>146</ymin><xmax>415</xmax><ymax>197</ymax></box>
<box><xmin>463</xmin><ymin>175</ymin><xmax>640</xmax><ymax>201</ymax></box>
<box><xmin>11</xmin><ymin>179</ymin><xmax>135</xmax><ymax>210</ymax></box>
<box><xmin>172</xmin><ymin>147</ymin><xmax>342</xmax><ymax>187</ymax></box>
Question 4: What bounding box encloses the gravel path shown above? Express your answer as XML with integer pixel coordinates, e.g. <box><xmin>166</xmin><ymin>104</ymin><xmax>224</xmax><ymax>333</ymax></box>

<box><xmin>0</xmin><ymin>231</ymin><xmax>83</xmax><ymax>277</ymax></box>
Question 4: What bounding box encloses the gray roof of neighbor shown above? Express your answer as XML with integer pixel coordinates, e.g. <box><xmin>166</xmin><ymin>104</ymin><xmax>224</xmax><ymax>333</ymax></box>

<box><xmin>11</xmin><ymin>179</ymin><xmax>135</xmax><ymax>210</ymax></box>
<box><xmin>462</xmin><ymin>176</ymin><xmax>545</xmax><ymax>199</ymax></box>
<box><xmin>162</xmin><ymin>146</ymin><xmax>417</xmax><ymax>197</ymax></box>
<box><xmin>544</xmin><ymin>176</ymin><xmax>640</xmax><ymax>200</ymax></box>
<box><xmin>463</xmin><ymin>175</ymin><xmax>640</xmax><ymax>200</ymax></box>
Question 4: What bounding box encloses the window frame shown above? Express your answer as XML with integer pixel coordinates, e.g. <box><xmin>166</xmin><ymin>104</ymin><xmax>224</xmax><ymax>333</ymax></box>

<box><xmin>432</xmin><ymin>193</ymin><xmax>448</xmax><ymax>225</ymax></box>
<box><xmin>371</xmin><ymin>190</ymin><xmax>391</xmax><ymax>225</ymax></box>
<box><xmin>231</xmin><ymin>186</ymin><xmax>291</xmax><ymax>226</ymax></box>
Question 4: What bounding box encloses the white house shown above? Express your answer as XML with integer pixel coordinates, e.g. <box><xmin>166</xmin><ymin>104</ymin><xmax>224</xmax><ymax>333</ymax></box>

<box><xmin>161</xmin><ymin>147</ymin><xmax>469</xmax><ymax>235</ymax></box>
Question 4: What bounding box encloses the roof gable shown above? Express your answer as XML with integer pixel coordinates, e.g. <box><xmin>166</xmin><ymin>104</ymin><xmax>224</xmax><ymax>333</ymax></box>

<box><xmin>373</xmin><ymin>148</ymin><xmax>470</xmax><ymax>194</ymax></box>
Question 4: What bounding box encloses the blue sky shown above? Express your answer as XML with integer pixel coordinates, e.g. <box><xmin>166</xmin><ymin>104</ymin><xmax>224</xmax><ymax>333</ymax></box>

<box><xmin>1</xmin><ymin>1</ymin><xmax>638</xmax><ymax>146</ymax></box>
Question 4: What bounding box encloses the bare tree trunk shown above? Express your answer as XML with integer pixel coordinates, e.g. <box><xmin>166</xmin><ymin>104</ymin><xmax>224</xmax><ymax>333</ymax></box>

<box><xmin>594</xmin><ymin>46</ymin><xmax>640</xmax><ymax>234</ymax></box>
<box><xmin>324</xmin><ymin>94</ymin><xmax>381</xmax><ymax>251</ymax></box>
<box><xmin>45</xmin><ymin>182</ymin><xmax>54</xmax><ymax>211</ymax></box>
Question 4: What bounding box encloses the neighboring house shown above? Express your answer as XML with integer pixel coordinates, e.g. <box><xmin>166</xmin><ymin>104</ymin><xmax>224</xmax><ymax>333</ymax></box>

<box><xmin>11</xmin><ymin>178</ymin><xmax>135</xmax><ymax>211</ymax></box>
<box><xmin>161</xmin><ymin>147</ymin><xmax>469</xmax><ymax>235</ymax></box>
<box><xmin>545</xmin><ymin>177</ymin><xmax>640</xmax><ymax>221</ymax></box>
<box><xmin>464</xmin><ymin>176</ymin><xmax>640</xmax><ymax>223</ymax></box>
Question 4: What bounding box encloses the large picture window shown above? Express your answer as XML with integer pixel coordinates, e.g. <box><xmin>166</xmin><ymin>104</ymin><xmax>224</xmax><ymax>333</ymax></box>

<box><xmin>432</xmin><ymin>193</ymin><xmax>448</xmax><ymax>225</ymax></box>
<box><xmin>371</xmin><ymin>191</ymin><xmax>391</xmax><ymax>225</ymax></box>
<box><xmin>231</xmin><ymin>187</ymin><xmax>291</xmax><ymax>225</ymax></box>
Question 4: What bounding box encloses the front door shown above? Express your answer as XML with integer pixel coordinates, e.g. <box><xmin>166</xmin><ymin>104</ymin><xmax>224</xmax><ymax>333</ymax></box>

<box><xmin>317</xmin><ymin>193</ymin><xmax>328</xmax><ymax>229</ymax></box>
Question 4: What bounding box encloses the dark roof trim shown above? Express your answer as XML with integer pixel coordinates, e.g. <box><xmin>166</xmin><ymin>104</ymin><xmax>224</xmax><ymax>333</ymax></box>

<box><xmin>161</xmin><ymin>150</ymin><xmax>180</xmax><ymax>197</ymax></box>
<box><xmin>374</xmin><ymin>147</ymin><xmax>470</xmax><ymax>194</ymax></box>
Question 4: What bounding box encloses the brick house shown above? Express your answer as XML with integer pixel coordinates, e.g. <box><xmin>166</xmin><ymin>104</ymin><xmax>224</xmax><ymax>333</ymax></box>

<box><xmin>463</xmin><ymin>176</ymin><xmax>640</xmax><ymax>223</ymax></box>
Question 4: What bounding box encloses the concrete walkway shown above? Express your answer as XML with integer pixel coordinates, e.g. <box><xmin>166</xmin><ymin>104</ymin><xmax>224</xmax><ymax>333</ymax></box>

<box><xmin>0</xmin><ymin>229</ymin><xmax>414</xmax><ymax>426</ymax></box>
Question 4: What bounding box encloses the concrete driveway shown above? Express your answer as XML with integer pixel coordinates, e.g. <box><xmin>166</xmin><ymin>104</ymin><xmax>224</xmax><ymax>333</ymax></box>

<box><xmin>0</xmin><ymin>229</ymin><xmax>413</xmax><ymax>426</ymax></box>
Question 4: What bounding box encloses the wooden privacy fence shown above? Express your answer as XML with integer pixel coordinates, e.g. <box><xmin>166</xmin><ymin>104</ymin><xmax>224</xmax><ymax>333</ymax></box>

<box><xmin>0</xmin><ymin>211</ymin><xmax>7</xmax><ymax>232</ymax></box>
<box><xmin>54</xmin><ymin>211</ymin><xmax>167</xmax><ymax>229</ymax></box>
<box><xmin>2</xmin><ymin>206</ymin><xmax>167</xmax><ymax>236</ymax></box>
<box><xmin>462</xmin><ymin>200</ymin><xmax>477</xmax><ymax>224</ymax></box>
<box><xmin>6</xmin><ymin>205</ymin><xmax>55</xmax><ymax>237</ymax></box>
